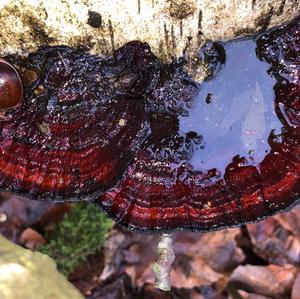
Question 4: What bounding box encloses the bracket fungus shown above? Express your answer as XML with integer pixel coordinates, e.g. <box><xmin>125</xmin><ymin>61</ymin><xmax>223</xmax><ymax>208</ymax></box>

<box><xmin>0</xmin><ymin>41</ymin><xmax>159</xmax><ymax>200</ymax></box>
<box><xmin>98</xmin><ymin>18</ymin><xmax>300</xmax><ymax>232</ymax></box>
<box><xmin>0</xmin><ymin>16</ymin><xmax>300</xmax><ymax>291</ymax></box>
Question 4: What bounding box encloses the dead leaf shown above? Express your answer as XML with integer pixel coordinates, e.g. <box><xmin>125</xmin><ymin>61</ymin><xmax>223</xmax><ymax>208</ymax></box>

<box><xmin>247</xmin><ymin>217</ymin><xmax>300</xmax><ymax>265</ymax></box>
<box><xmin>292</xmin><ymin>271</ymin><xmax>300</xmax><ymax>299</ymax></box>
<box><xmin>20</xmin><ymin>227</ymin><xmax>46</xmax><ymax>249</ymax></box>
<box><xmin>230</xmin><ymin>264</ymin><xmax>297</xmax><ymax>298</ymax></box>
<box><xmin>0</xmin><ymin>192</ymin><xmax>70</xmax><ymax>243</ymax></box>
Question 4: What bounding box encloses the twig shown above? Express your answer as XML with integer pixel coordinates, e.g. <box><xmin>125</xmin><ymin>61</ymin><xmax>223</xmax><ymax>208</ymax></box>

<box><xmin>152</xmin><ymin>233</ymin><xmax>175</xmax><ymax>291</ymax></box>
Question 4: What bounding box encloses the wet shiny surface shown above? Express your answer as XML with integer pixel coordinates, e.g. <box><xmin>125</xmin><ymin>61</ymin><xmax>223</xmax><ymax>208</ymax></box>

<box><xmin>1</xmin><ymin>19</ymin><xmax>300</xmax><ymax>232</ymax></box>
<box><xmin>180</xmin><ymin>39</ymin><xmax>282</xmax><ymax>172</ymax></box>
<box><xmin>0</xmin><ymin>42</ymin><xmax>159</xmax><ymax>200</ymax></box>
<box><xmin>98</xmin><ymin>18</ymin><xmax>300</xmax><ymax>231</ymax></box>
<box><xmin>0</xmin><ymin>59</ymin><xmax>23</xmax><ymax>112</ymax></box>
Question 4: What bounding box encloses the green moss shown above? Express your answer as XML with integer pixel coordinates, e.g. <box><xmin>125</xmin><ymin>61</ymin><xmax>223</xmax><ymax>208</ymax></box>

<box><xmin>39</xmin><ymin>203</ymin><xmax>113</xmax><ymax>275</ymax></box>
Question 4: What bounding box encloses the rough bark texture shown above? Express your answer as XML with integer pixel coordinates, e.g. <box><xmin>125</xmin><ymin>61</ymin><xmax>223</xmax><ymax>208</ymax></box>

<box><xmin>0</xmin><ymin>0</ymin><xmax>299</xmax><ymax>60</ymax></box>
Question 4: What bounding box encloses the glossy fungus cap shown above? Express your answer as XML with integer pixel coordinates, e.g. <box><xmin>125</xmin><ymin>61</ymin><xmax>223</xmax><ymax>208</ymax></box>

<box><xmin>0</xmin><ymin>42</ymin><xmax>159</xmax><ymax>201</ymax></box>
<box><xmin>1</xmin><ymin>19</ymin><xmax>300</xmax><ymax>232</ymax></box>
<box><xmin>97</xmin><ymin>18</ymin><xmax>300</xmax><ymax>232</ymax></box>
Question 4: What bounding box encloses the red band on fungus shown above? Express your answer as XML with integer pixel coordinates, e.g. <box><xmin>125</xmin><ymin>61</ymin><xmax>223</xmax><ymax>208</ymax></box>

<box><xmin>97</xmin><ymin>18</ymin><xmax>300</xmax><ymax>231</ymax></box>
<box><xmin>0</xmin><ymin>42</ymin><xmax>159</xmax><ymax>201</ymax></box>
<box><xmin>1</xmin><ymin>19</ymin><xmax>300</xmax><ymax>232</ymax></box>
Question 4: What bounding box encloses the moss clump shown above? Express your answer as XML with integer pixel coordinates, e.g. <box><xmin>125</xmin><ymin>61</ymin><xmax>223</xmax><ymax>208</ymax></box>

<box><xmin>39</xmin><ymin>203</ymin><xmax>113</xmax><ymax>275</ymax></box>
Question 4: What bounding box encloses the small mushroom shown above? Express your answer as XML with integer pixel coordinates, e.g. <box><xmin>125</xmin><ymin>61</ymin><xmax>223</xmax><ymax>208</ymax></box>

<box><xmin>0</xmin><ymin>59</ymin><xmax>23</xmax><ymax>112</ymax></box>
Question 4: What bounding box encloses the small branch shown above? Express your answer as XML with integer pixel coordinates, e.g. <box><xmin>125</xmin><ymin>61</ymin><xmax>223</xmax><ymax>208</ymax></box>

<box><xmin>58</xmin><ymin>51</ymin><xmax>69</xmax><ymax>75</ymax></box>
<box><xmin>152</xmin><ymin>233</ymin><xmax>175</xmax><ymax>291</ymax></box>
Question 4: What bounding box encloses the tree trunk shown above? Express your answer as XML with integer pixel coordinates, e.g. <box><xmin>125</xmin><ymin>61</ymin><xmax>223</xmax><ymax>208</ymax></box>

<box><xmin>0</xmin><ymin>0</ymin><xmax>299</xmax><ymax>60</ymax></box>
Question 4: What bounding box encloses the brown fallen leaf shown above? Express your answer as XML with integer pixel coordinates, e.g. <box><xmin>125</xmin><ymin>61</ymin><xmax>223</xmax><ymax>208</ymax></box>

<box><xmin>20</xmin><ymin>227</ymin><xmax>46</xmax><ymax>249</ymax></box>
<box><xmin>98</xmin><ymin>228</ymin><xmax>228</xmax><ymax>290</ymax></box>
<box><xmin>274</xmin><ymin>206</ymin><xmax>300</xmax><ymax>239</ymax></box>
<box><xmin>182</xmin><ymin>228</ymin><xmax>245</xmax><ymax>273</ymax></box>
<box><xmin>68</xmin><ymin>208</ymin><xmax>300</xmax><ymax>297</ymax></box>
<box><xmin>292</xmin><ymin>271</ymin><xmax>300</xmax><ymax>299</ymax></box>
<box><xmin>0</xmin><ymin>192</ymin><xmax>70</xmax><ymax>243</ymax></box>
<box><xmin>229</xmin><ymin>264</ymin><xmax>297</xmax><ymax>298</ymax></box>
<box><xmin>99</xmin><ymin>228</ymin><xmax>157</xmax><ymax>283</ymax></box>
<box><xmin>229</xmin><ymin>290</ymin><xmax>272</xmax><ymax>299</ymax></box>
<box><xmin>139</xmin><ymin>284</ymin><xmax>208</xmax><ymax>299</ymax></box>
<box><xmin>247</xmin><ymin>217</ymin><xmax>300</xmax><ymax>265</ymax></box>
<box><xmin>171</xmin><ymin>255</ymin><xmax>224</xmax><ymax>289</ymax></box>
<box><xmin>268</xmin><ymin>264</ymin><xmax>298</xmax><ymax>295</ymax></box>
<box><xmin>88</xmin><ymin>273</ymin><xmax>135</xmax><ymax>299</ymax></box>
<box><xmin>247</xmin><ymin>295</ymin><xmax>272</xmax><ymax>299</ymax></box>
<box><xmin>69</xmin><ymin>251</ymin><xmax>105</xmax><ymax>297</ymax></box>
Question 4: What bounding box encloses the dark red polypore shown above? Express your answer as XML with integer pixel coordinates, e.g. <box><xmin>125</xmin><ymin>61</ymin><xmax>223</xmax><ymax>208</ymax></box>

<box><xmin>0</xmin><ymin>42</ymin><xmax>159</xmax><ymax>200</ymax></box>
<box><xmin>97</xmin><ymin>19</ymin><xmax>300</xmax><ymax>232</ymax></box>
<box><xmin>0</xmin><ymin>59</ymin><xmax>23</xmax><ymax>111</ymax></box>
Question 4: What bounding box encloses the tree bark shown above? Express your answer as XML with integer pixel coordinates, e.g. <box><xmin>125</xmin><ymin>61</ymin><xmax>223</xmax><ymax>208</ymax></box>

<box><xmin>0</xmin><ymin>0</ymin><xmax>299</xmax><ymax>60</ymax></box>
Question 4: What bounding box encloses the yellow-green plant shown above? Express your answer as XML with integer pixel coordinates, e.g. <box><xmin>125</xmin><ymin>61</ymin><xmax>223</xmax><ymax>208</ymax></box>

<box><xmin>40</xmin><ymin>203</ymin><xmax>113</xmax><ymax>275</ymax></box>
